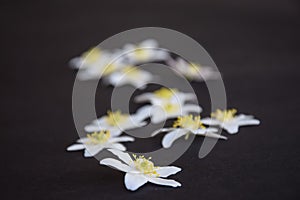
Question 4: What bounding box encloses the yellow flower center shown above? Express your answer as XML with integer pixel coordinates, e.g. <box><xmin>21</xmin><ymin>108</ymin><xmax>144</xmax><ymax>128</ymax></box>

<box><xmin>173</xmin><ymin>115</ymin><xmax>205</xmax><ymax>140</ymax></box>
<box><xmin>82</xmin><ymin>47</ymin><xmax>101</xmax><ymax>64</ymax></box>
<box><xmin>163</xmin><ymin>103</ymin><xmax>180</xmax><ymax>113</ymax></box>
<box><xmin>121</xmin><ymin>66</ymin><xmax>141</xmax><ymax>77</ymax></box>
<box><xmin>105</xmin><ymin>110</ymin><xmax>129</xmax><ymax>126</ymax></box>
<box><xmin>173</xmin><ymin>115</ymin><xmax>205</xmax><ymax>130</ymax></box>
<box><xmin>154</xmin><ymin>87</ymin><xmax>178</xmax><ymax>99</ymax></box>
<box><xmin>132</xmin><ymin>154</ymin><xmax>159</xmax><ymax>176</ymax></box>
<box><xmin>86</xmin><ymin>130</ymin><xmax>110</xmax><ymax>144</ymax></box>
<box><xmin>186</xmin><ymin>63</ymin><xmax>201</xmax><ymax>77</ymax></box>
<box><xmin>103</xmin><ymin>64</ymin><xmax>116</xmax><ymax>75</ymax></box>
<box><xmin>133</xmin><ymin>48</ymin><xmax>149</xmax><ymax>60</ymax></box>
<box><xmin>211</xmin><ymin>109</ymin><xmax>237</xmax><ymax>122</ymax></box>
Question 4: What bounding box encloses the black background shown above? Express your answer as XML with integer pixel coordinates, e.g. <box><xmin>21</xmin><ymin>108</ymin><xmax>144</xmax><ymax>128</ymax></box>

<box><xmin>1</xmin><ymin>0</ymin><xmax>300</xmax><ymax>199</ymax></box>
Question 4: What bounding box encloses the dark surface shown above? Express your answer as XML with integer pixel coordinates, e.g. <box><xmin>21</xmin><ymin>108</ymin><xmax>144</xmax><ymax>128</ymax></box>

<box><xmin>1</xmin><ymin>0</ymin><xmax>300</xmax><ymax>199</ymax></box>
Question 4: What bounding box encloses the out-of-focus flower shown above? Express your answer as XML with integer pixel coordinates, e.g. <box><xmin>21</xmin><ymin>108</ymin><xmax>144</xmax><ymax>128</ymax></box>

<box><xmin>69</xmin><ymin>47</ymin><xmax>110</xmax><ymax>69</ymax></box>
<box><xmin>151</xmin><ymin>115</ymin><xmax>227</xmax><ymax>148</ymax></box>
<box><xmin>202</xmin><ymin>109</ymin><xmax>260</xmax><ymax>134</ymax></box>
<box><xmin>168</xmin><ymin>58</ymin><xmax>220</xmax><ymax>81</ymax></box>
<box><xmin>137</xmin><ymin>103</ymin><xmax>202</xmax><ymax>124</ymax></box>
<box><xmin>122</xmin><ymin>39</ymin><xmax>170</xmax><ymax>64</ymax></box>
<box><xmin>70</xmin><ymin>47</ymin><xmax>127</xmax><ymax>80</ymax></box>
<box><xmin>84</xmin><ymin>110</ymin><xmax>147</xmax><ymax>136</ymax></box>
<box><xmin>67</xmin><ymin>130</ymin><xmax>134</xmax><ymax>157</ymax></box>
<box><xmin>135</xmin><ymin>87</ymin><xmax>197</xmax><ymax>105</ymax></box>
<box><xmin>100</xmin><ymin>149</ymin><xmax>181</xmax><ymax>191</ymax></box>
<box><xmin>105</xmin><ymin>66</ymin><xmax>154</xmax><ymax>89</ymax></box>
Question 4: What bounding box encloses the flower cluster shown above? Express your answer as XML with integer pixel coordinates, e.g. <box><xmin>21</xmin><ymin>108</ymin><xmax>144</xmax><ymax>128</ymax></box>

<box><xmin>67</xmin><ymin>39</ymin><xmax>260</xmax><ymax>191</ymax></box>
<box><xmin>69</xmin><ymin>39</ymin><xmax>220</xmax><ymax>88</ymax></box>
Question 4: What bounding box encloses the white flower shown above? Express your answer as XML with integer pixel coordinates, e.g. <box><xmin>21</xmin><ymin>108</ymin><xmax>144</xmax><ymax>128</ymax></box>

<box><xmin>69</xmin><ymin>47</ymin><xmax>108</xmax><ymax>70</ymax></box>
<box><xmin>67</xmin><ymin>130</ymin><xmax>134</xmax><ymax>157</ymax></box>
<box><xmin>122</xmin><ymin>39</ymin><xmax>170</xmax><ymax>64</ymax></box>
<box><xmin>135</xmin><ymin>87</ymin><xmax>197</xmax><ymax>105</ymax></box>
<box><xmin>100</xmin><ymin>149</ymin><xmax>181</xmax><ymax>191</ymax></box>
<box><xmin>151</xmin><ymin>115</ymin><xmax>227</xmax><ymax>148</ymax></box>
<box><xmin>70</xmin><ymin>47</ymin><xmax>127</xmax><ymax>80</ymax></box>
<box><xmin>201</xmin><ymin>109</ymin><xmax>260</xmax><ymax>134</ymax></box>
<box><xmin>76</xmin><ymin>59</ymin><xmax>126</xmax><ymax>81</ymax></box>
<box><xmin>84</xmin><ymin>110</ymin><xmax>147</xmax><ymax>136</ymax></box>
<box><xmin>105</xmin><ymin>66</ymin><xmax>154</xmax><ymax>89</ymax></box>
<box><xmin>168</xmin><ymin>58</ymin><xmax>220</xmax><ymax>81</ymax></box>
<box><xmin>136</xmin><ymin>102</ymin><xmax>202</xmax><ymax>124</ymax></box>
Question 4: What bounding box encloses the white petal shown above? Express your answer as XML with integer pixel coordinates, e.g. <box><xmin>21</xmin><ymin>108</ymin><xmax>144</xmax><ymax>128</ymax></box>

<box><xmin>76</xmin><ymin>138</ymin><xmax>89</xmax><ymax>143</ymax></box>
<box><xmin>135</xmin><ymin>105</ymin><xmax>152</xmax><ymax>120</ymax></box>
<box><xmin>84</xmin><ymin>150</ymin><xmax>92</xmax><ymax>157</ymax></box>
<box><xmin>191</xmin><ymin>128</ymin><xmax>227</xmax><ymax>139</ymax></box>
<box><xmin>107</xmin><ymin>149</ymin><xmax>133</xmax><ymax>164</ymax></box>
<box><xmin>152</xmin><ymin>50</ymin><xmax>170</xmax><ymax>60</ymax></box>
<box><xmin>151</xmin><ymin>107</ymin><xmax>168</xmax><ymax>124</ymax></box>
<box><xmin>151</xmin><ymin>128</ymin><xmax>176</xmax><ymax>137</ymax></box>
<box><xmin>182</xmin><ymin>104</ymin><xmax>202</xmax><ymax>114</ymax></box>
<box><xmin>234</xmin><ymin>114</ymin><xmax>254</xmax><ymax>120</ymax></box>
<box><xmin>69</xmin><ymin>57</ymin><xmax>83</xmax><ymax>69</ymax></box>
<box><xmin>120</xmin><ymin>119</ymin><xmax>146</xmax><ymax>130</ymax></box>
<box><xmin>100</xmin><ymin>158</ymin><xmax>132</xmax><ymax>172</ymax></box>
<box><xmin>156</xmin><ymin>166</ymin><xmax>181</xmax><ymax>178</ymax></box>
<box><xmin>134</xmin><ymin>93</ymin><xmax>153</xmax><ymax>103</ymax></box>
<box><xmin>223</xmin><ymin>123</ymin><xmax>239</xmax><ymax>134</ymax></box>
<box><xmin>66</xmin><ymin>144</ymin><xmax>85</xmax><ymax>151</ymax></box>
<box><xmin>107</xmin><ymin>143</ymin><xmax>126</xmax><ymax>151</ymax></box>
<box><xmin>147</xmin><ymin>177</ymin><xmax>181</xmax><ymax>187</ymax></box>
<box><xmin>201</xmin><ymin>118</ymin><xmax>221</xmax><ymax>126</ymax></box>
<box><xmin>109</xmin><ymin>136</ymin><xmax>134</xmax><ymax>143</ymax></box>
<box><xmin>130</xmin><ymin>79</ymin><xmax>148</xmax><ymax>89</ymax></box>
<box><xmin>124</xmin><ymin>173</ymin><xmax>148</xmax><ymax>191</ymax></box>
<box><xmin>162</xmin><ymin>129</ymin><xmax>189</xmax><ymax>148</ymax></box>
<box><xmin>204</xmin><ymin>132</ymin><xmax>228</xmax><ymax>140</ymax></box>
<box><xmin>84</xmin><ymin>146</ymin><xmax>103</xmax><ymax>157</ymax></box>
<box><xmin>84</xmin><ymin>124</ymin><xmax>102</xmax><ymax>132</ymax></box>
<box><xmin>92</xmin><ymin>117</ymin><xmax>107</xmax><ymax>125</ymax></box>
<box><xmin>109</xmin><ymin>129</ymin><xmax>123</xmax><ymax>137</ymax></box>
<box><xmin>237</xmin><ymin>119</ymin><xmax>260</xmax><ymax>126</ymax></box>
<box><xmin>107</xmin><ymin>72</ymin><xmax>123</xmax><ymax>86</ymax></box>
<box><xmin>140</xmin><ymin>39</ymin><xmax>158</xmax><ymax>48</ymax></box>
<box><xmin>192</xmin><ymin>127</ymin><xmax>218</xmax><ymax>134</ymax></box>
<box><xmin>178</xmin><ymin>93</ymin><xmax>197</xmax><ymax>103</ymax></box>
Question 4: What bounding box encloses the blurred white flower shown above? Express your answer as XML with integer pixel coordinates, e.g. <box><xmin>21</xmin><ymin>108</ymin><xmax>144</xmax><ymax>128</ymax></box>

<box><xmin>70</xmin><ymin>47</ymin><xmax>127</xmax><ymax>80</ymax></box>
<box><xmin>67</xmin><ymin>130</ymin><xmax>134</xmax><ymax>157</ymax></box>
<box><xmin>84</xmin><ymin>110</ymin><xmax>147</xmax><ymax>136</ymax></box>
<box><xmin>122</xmin><ymin>39</ymin><xmax>170</xmax><ymax>64</ymax></box>
<box><xmin>100</xmin><ymin>149</ymin><xmax>181</xmax><ymax>191</ymax></box>
<box><xmin>201</xmin><ymin>109</ymin><xmax>260</xmax><ymax>134</ymax></box>
<box><xmin>135</xmin><ymin>87</ymin><xmax>197</xmax><ymax>105</ymax></box>
<box><xmin>105</xmin><ymin>66</ymin><xmax>154</xmax><ymax>89</ymax></box>
<box><xmin>137</xmin><ymin>102</ymin><xmax>202</xmax><ymax>124</ymax></box>
<box><xmin>151</xmin><ymin>115</ymin><xmax>227</xmax><ymax>148</ymax></box>
<box><xmin>69</xmin><ymin>47</ymin><xmax>110</xmax><ymax>69</ymax></box>
<box><xmin>168</xmin><ymin>58</ymin><xmax>220</xmax><ymax>81</ymax></box>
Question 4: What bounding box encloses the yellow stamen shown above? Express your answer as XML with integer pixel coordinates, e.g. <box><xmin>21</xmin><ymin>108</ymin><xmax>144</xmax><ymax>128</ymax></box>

<box><xmin>185</xmin><ymin>63</ymin><xmax>201</xmax><ymax>78</ymax></box>
<box><xmin>133</xmin><ymin>48</ymin><xmax>149</xmax><ymax>60</ymax></box>
<box><xmin>211</xmin><ymin>109</ymin><xmax>237</xmax><ymax>122</ymax></box>
<box><xmin>86</xmin><ymin>130</ymin><xmax>110</xmax><ymax>144</ymax></box>
<box><xmin>102</xmin><ymin>64</ymin><xmax>116</xmax><ymax>75</ymax></box>
<box><xmin>154</xmin><ymin>87</ymin><xmax>178</xmax><ymax>99</ymax></box>
<box><xmin>132</xmin><ymin>154</ymin><xmax>159</xmax><ymax>176</ymax></box>
<box><xmin>173</xmin><ymin>115</ymin><xmax>206</xmax><ymax>130</ymax></box>
<box><xmin>106</xmin><ymin>110</ymin><xmax>129</xmax><ymax>126</ymax></box>
<box><xmin>121</xmin><ymin>66</ymin><xmax>141</xmax><ymax>77</ymax></box>
<box><xmin>163</xmin><ymin>103</ymin><xmax>180</xmax><ymax>113</ymax></box>
<box><xmin>82</xmin><ymin>47</ymin><xmax>101</xmax><ymax>64</ymax></box>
